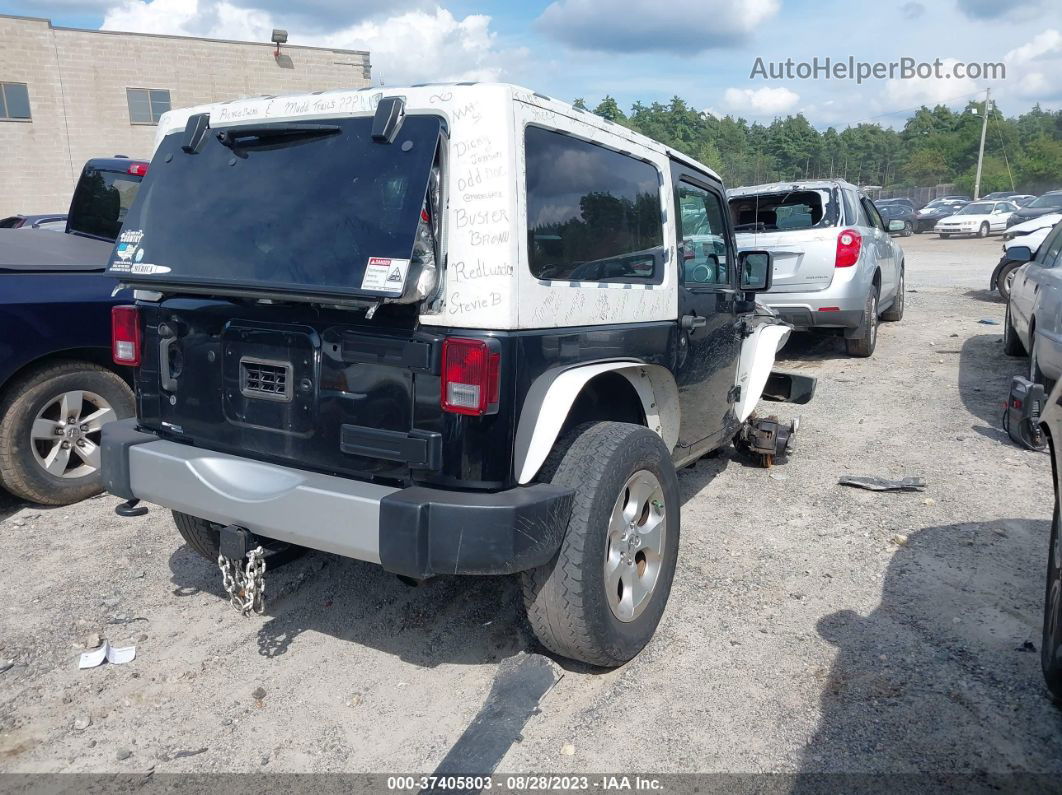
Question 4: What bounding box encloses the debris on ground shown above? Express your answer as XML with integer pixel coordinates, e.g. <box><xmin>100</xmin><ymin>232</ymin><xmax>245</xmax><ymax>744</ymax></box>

<box><xmin>979</xmin><ymin>318</ymin><xmax>1001</xmax><ymax>325</ymax></box>
<box><xmin>78</xmin><ymin>640</ymin><xmax>136</xmax><ymax>669</ymax></box>
<box><xmin>838</xmin><ymin>475</ymin><xmax>927</xmax><ymax>492</ymax></box>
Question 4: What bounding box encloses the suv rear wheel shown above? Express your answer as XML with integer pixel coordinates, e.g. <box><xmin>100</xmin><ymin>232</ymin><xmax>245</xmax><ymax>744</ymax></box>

<box><xmin>0</xmin><ymin>361</ymin><xmax>134</xmax><ymax>505</ymax></box>
<box><xmin>521</xmin><ymin>421</ymin><xmax>679</xmax><ymax>667</ymax></box>
<box><xmin>845</xmin><ymin>289</ymin><xmax>879</xmax><ymax>357</ymax></box>
<box><xmin>1003</xmin><ymin>303</ymin><xmax>1026</xmax><ymax>356</ymax></box>
<box><xmin>881</xmin><ymin>268</ymin><xmax>904</xmax><ymax>322</ymax></box>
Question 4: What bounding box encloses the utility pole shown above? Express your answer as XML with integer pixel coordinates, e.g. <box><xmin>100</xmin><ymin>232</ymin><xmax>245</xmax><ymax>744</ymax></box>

<box><xmin>973</xmin><ymin>87</ymin><xmax>991</xmax><ymax>200</ymax></box>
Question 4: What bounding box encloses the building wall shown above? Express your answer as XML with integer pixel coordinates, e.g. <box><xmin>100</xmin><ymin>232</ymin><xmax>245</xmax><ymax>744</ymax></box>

<box><xmin>0</xmin><ymin>15</ymin><xmax>371</xmax><ymax>216</ymax></box>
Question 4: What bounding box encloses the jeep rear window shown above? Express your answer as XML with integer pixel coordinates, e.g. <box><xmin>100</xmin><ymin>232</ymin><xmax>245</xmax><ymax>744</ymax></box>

<box><xmin>109</xmin><ymin>115</ymin><xmax>441</xmax><ymax>299</ymax></box>
<box><xmin>525</xmin><ymin>126</ymin><xmax>664</xmax><ymax>283</ymax></box>
<box><xmin>728</xmin><ymin>189</ymin><xmax>839</xmax><ymax>233</ymax></box>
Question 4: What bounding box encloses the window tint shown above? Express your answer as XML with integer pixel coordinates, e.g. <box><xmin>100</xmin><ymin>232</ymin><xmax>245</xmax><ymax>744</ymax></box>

<box><xmin>676</xmin><ymin>181</ymin><xmax>730</xmax><ymax>286</ymax></box>
<box><xmin>861</xmin><ymin>197</ymin><xmax>885</xmax><ymax>231</ymax></box>
<box><xmin>525</xmin><ymin>126</ymin><xmax>664</xmax><ymax>283</ymax></box>
<box><xmin>0</xmin><ymin>82</ymin><xmax>31</xmax><ymax>120</ymax></box>
<box><xmin>1039</xmin><ymin>226</ymin><xmax>1062</xmax><ymax>268</ymax></box>
<box><xmin>127</xmin><ymin>88</ymin><xmax>171</xmax><ymax>125</ymax></box>
<box><xmin>67</xmin><ymin>168</ymin><xmax>143</xmax><ymax>240</ymax></box>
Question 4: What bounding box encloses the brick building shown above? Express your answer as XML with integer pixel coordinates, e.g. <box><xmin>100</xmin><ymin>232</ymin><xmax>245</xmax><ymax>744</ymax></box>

<box><xmin>0</xmin><ymin>14</ymin><xmax>372</xmax><ymax>216</ymax></box>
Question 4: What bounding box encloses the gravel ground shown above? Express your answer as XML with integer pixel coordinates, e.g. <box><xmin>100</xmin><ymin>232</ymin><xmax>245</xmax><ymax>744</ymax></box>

<box><xmin>1</xmin><ymin>232</ymin><xmax>1060</xmax><ymax>777</ymax></box>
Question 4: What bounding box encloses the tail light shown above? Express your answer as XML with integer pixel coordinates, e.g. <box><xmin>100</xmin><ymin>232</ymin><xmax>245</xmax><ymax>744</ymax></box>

<box><xmin>441</xmin><ymin>337</ymin><xmax>500</xmax><ymax>416</ymax></box>
<box><xmin>127</xmin><ymin>162</ymin><xmax>149</xmax><ymax>176</ymax></box>
<box><xmin>835</xmin><ymin>229</ymin><xmax>862</xmax><ymax>267</ymax></box>
<box><xmin>112</xmin><ymin>306</ymin><xmax>142</xmax><ymax>366</ymax></box>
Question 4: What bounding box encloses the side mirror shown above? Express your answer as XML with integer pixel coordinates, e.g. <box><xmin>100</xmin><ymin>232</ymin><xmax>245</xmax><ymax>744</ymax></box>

<box><xmin>1008</xmin><ymin>245</ymin><xmax>1033</xmax><ymax>263</ymax></box>
<box><xmin>738</xmin><ymin>250</ymin><xmax>772</xmax><ymax>292</ymax></box>
<box><xmin>888</xmin><ymin>219</ymin><xmax>906</xmax><ymax>233</ymax></box>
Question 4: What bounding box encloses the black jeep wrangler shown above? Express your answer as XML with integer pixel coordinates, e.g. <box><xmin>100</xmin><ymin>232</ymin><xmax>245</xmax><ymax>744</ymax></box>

<box><xmin>101</xmin><ymin>85</ymin><xmax>810</xmax><ymax>666</ymax></box>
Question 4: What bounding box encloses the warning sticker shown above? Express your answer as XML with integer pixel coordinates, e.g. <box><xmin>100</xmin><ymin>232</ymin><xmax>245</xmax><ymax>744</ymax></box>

<box><xmin>361</xmin><ymin>256</ymin><xmax>409</xmax><ymax>294</ymax></box>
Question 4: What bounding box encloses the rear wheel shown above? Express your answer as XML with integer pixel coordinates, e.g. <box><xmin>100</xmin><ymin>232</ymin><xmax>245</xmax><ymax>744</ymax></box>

<box><xmin>845</xmin><ymin>289</ymin><xmax>879</xmax><ymax>357</ymax></box>
<box><xmin>996</xmin><ymin>261</ymin><xmax>1022</xmax><ymax>301</ymax></box>
<box><xmin>0</xmin><ymin>361</ymin><xmax>133</xmax><ymax>505</ymax></box>
<box><xmin>881</xmin><ymin>268</ymin><xmax>904</xmax><ymax>322</ymax></box>
<box><xmin>978</xmin><ymin>222</ymin><xmax>991</xmax><ymax>238</ymax></box>
<box><xmin>1044</xmin><ymin>499</ymin><xmax>1062</xmax><ymax>701</ymax></box>
<box><xmin>172</xmin><ymin>511</ymin><xmax>306</xmax><ymax>565</ymax></box>
<box><xmin>521</xmin><ymin>421</ymin><xmax>679</xmax><ymax>667</ymax></box>
<box><xmin>1004</xmin><ymin>303</ymin><xmax>1026</xmax><ymax>356</ymax></box>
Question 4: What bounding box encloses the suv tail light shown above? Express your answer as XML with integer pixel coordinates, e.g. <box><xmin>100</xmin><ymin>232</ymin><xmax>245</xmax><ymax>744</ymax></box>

<box><xmin>112</xmin><ymin>306</ymin><xmax>142</xmax><ymax>366</ymax></box>
<box><xmin>441</xmin><ymin>337</ymin><xmax>500</xmax><ymax>416</ymax></box>
<box><xmin>127</xmin><ymin>162</ymin><xmax>149</xmax><ymax>176</ymax></box>
<box><xmin>835</xmin><ymin>229</ymin><xmax>862</xmax><ymax>267</ymax></box>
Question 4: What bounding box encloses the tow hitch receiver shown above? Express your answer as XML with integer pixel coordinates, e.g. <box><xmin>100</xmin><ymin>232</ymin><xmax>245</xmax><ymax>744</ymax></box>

<box><xmin>217</xmin><ymin>525</ymin><xmax>267</xmax><ymax>616</ymax></box>
<box><xmin>737</xmin><ymin>414</ymin><xmax>799</xmax><ymax>468</ymax></box>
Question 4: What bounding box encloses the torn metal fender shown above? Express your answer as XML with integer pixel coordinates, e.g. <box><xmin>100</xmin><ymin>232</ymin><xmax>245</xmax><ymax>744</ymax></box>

<box><xmin>734</xmin><ymin>309</ymin><xmax>792</xmax><ymax>423</ymax></box>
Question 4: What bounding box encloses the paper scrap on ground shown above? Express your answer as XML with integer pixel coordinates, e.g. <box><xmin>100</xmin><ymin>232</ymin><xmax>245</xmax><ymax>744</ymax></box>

<box><xmin>78</xmin><ymin>640</ymin><xmax>136</xmax><ymax>669</ymax></box>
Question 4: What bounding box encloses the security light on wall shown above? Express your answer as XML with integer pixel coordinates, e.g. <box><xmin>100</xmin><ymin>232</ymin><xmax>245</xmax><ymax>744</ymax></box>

<box><xmin>271</xmin><ymin>28</ymin><xmax>287</xmax><ymax>58</ymax></box>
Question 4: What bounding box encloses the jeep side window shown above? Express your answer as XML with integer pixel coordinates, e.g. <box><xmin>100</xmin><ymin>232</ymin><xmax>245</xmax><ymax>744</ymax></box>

<box><xmin>525</xmin><ymin>126</ymin><xmax>664</xmax><ymax>283</ymax></box>
<box><xmin>675</xmin><ymin>181</ymin><xmax>731</xmax><ymax>287</ymax></box>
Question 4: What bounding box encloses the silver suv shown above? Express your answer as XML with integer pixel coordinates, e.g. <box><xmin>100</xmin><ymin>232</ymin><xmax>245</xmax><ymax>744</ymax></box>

<box><xmin>728</xmin><ymin>179</ymin><xmax>905</xmax><ymax>357</ymax></box>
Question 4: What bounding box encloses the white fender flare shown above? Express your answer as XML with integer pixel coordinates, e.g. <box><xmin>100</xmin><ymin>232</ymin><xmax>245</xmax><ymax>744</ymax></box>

<box><xmin>513</xmin><ymin>361</ymin><xmax>680</xmax><ymax>485</ymax></box>
<box><xmin>734</xmin><ymin>322</ymin><xmax>790</xmax><ymax>422</ymax></box>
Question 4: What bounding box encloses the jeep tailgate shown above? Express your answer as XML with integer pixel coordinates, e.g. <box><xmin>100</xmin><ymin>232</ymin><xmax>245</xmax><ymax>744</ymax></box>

<box><xmin>135</xmin><ymin>299</ymin><xmax>451</xmax><ymax>485</ymax></box>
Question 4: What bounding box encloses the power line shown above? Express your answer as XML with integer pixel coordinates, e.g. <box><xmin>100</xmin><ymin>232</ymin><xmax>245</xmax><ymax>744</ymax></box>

<box><xmin>841</xmin><ymin>88</ymin><xmax>987</xmax><ymax>129</ymax></box>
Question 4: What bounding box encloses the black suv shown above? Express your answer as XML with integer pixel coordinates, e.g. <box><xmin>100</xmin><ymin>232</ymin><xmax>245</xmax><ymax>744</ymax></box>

<box><xmin>100</xmin><ymin>85</ymin><xmax>811</xmax><ymax>666</ymax></box>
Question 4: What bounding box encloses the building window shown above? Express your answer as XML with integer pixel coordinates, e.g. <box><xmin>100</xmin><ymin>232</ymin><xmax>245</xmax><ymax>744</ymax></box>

<box><xmin>126</xmin><ymin>88</ymin><xmax>171</xmax><ymax>125</ymax></box>
<box><xmin>525</xmin><ymin>126</ymin><xmax>664</xmax><ymax>283</ymax></box>
<box><xmin>0</xmin><ymin>82</ymin><xmax>31</xmax><ymax>121</ymax></box>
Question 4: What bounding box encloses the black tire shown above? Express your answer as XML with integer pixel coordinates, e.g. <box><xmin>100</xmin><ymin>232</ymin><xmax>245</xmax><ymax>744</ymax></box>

<box><xmin>845</xmin><ymin>288</ymin><xmax>879</xmax><ymax>357</ymax></box>
<box><xmin>881</xmin><ymin>267</ymin><xmax>904</xmax><ymax>322</ymax></box>
<box><xmin>1043</xmin><ymin>499</ymin><xmax>1062</xmax><ymax>701</ymax></box>
<box><xmin>0</xmin><ymin>361</ymin><xmax>134</xmax><ymax>505</ymax></box>
<box><xmin>172</xmin><ymin>511</ymin><xmax>307</xmax><ymax>564</ymax></box>
<box><xmin>978</xmin><ymin>222</ymin><xmax>990</xmax><ymax>238</ymax></box>
<box><xmin>996</xmin><ymin>261</ymin><xmax>1022</xmax><ymax>301</ymax></box>
<box><xmin>940</xmin><ymin>234</ymin><xmax>950</xmax><ymax>239</ymax></box>
<box><xmin>902</xmin><ymin>221</ymin><xmax>913</xmax><ymax>237</ymax></box>
<box><xmin>1003</xmin><ymin>302</ymin><xmax>1026</xmax><ymax>356</ymax></box>
<box><xmin>520</xmin><ymin>422</ymin><xmax>680</xmax><ymax>667</ymax></box>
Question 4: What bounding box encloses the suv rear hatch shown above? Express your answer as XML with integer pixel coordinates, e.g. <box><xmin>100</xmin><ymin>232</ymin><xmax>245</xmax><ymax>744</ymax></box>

<box><xmin>729</xmin><ymin>187</ymin><xmax>842</xmax><ymax>293</ymax></box>
<box><xmin>112</xmin><ymin>111</ymin><xmax>462</xmax><ymax>485</ymax></box>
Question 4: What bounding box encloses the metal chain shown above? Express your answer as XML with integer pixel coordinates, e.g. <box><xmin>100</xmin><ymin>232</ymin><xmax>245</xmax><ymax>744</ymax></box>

<box><xmin>216</xmin><ymin>545</ymin><xmax>267</xmax><ymax>616</ymax></box>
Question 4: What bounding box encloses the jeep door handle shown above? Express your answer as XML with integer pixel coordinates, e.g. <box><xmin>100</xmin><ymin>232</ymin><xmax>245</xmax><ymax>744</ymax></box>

<box><xmin>681</xmin><ymin>314</ymin><xmax>707</xmax><ymax>330</ymax></box>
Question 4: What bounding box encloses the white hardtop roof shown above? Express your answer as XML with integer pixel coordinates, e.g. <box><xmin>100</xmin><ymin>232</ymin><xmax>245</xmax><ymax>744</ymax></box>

<box><xmin>729</xmin><ymin>179</ymin><xmax>858</xmax><ymax>198</ymax></box>
<box><xmin>154</xmin><ymin>82</ymin><xmax>722</xmax><ymax>183</ymax></box>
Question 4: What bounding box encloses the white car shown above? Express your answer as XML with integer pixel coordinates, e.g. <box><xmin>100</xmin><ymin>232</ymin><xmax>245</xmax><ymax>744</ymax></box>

<box><xmin>935</xmin><ymin>200</ymin><xmax>1019</xmax><ymax>238</ymax></box>
<box><xmin>991</xmin><ymin>214</ymin><xmax>1062</xmax><ymax>299</ymax></box>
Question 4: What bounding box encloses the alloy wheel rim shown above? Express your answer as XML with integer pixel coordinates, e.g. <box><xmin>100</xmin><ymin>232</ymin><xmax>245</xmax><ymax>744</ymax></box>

<box><xmin>30</xmin><ymin>390</ymin><xmax>115</xmax><ymax>479</ymax></box>
<box><xmin>869</xmin><ymin>296</ymin><xmax>878</xmax><ymax>346</ymax></box>
<box><xmin>604</xmin><ymin>469</ymin><xmax>666</xmax><ymax>623</ymax></box>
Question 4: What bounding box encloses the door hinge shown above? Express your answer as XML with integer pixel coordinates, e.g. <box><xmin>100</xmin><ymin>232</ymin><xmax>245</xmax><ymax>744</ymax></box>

<box><xmin>728</xmin><ymin>385</ymin><xmax>741</xmax><ymax>404</ymax></box>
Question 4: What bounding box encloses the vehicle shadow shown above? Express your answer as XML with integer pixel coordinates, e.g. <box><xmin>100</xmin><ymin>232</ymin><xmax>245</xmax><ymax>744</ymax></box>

<box><xmin>798</xmin><ymin>519</ymin><xmax>1062</xmax><ymax>780</ymax></box>
<box><xmin>964</xmin><ymin>288</ymin><xmax>1004</xmax><ymax>305</ymax></box>
<box><xmin>163</xmin><ymin>455</ymin><xmax>734</xmax><ymax>671</ymax></box>
<box><xmin>958</xmin><ymin>333</ymin><xmax>1028</xmax><ymax>443</ymax></box>
<box><xmin>0</xmin><ymin>487</ymin><xmax>22</xmax><ymax>523</ymax></box>
<box><xmin>775</xmin><ymin>331</ymin><xmax>846</xmax><ymax>363</ymax></box>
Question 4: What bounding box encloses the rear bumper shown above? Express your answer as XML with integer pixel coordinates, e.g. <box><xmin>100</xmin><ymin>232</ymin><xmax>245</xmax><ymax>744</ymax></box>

<box><xmin>102</xmin><ymin>419</ymin><xmax>572</xmax><ymax>578</ymax></box>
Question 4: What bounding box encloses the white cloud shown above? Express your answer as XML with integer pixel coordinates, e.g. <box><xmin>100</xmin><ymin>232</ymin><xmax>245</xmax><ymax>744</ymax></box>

<box><xmin>881</xmin><ymin>58</ymin><xmax>980</xmax><ymax>108</ymax></box>
<box><xmin>1004</xmin><ymin>29</ymin><xmax>1062</xmax><ymax>65</ymax></box>
<box><xmin>101</xmin><ymin>1</ymin><xmax>519</xmax><ymax>85</ymax></box>
<box><xmin>723</xmin><ymin>86</ymin><xmax>800</xmax><ymax>116</ymax></box>
<box><xmin>537</xmin><ymin>0</ymin><xmax>780</xmax><ymax>53</ymax></box>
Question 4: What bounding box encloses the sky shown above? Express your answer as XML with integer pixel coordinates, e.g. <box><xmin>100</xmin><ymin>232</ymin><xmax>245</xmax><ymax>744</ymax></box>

<box><xmin>4</xmin><ymin>0</ymin><xmax>1062</xmax><ymax>128</ymax></box>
